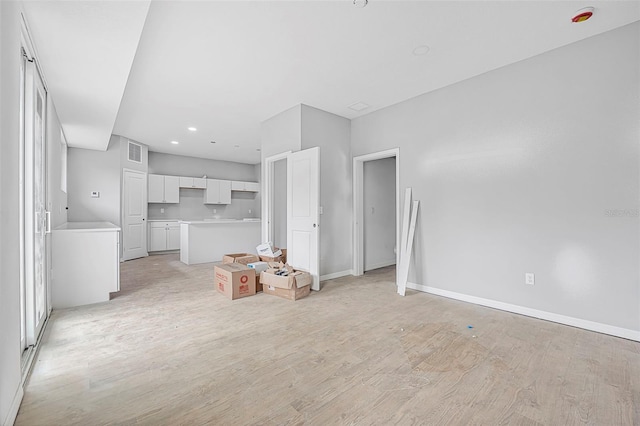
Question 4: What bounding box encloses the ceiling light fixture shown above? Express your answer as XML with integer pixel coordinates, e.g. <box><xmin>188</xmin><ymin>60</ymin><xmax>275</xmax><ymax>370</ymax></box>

<box><xmin>348</xmin><ymin>101</ymin><xmax>370</xmax><ymax>112</ymax></box>
<box><xmin>171</xmin><ymin>140</ymin><xmax>179</xmax><ymax>145</ymax></box>
<box><xmin>353</xmin><ymin>0</ymin><xmax>368</xmax><ymax>7</ymax></box>
<box><xmin>188</xmin><ymin>127</ymin><xmax>197</xmax><ymax>132</ymax></box>
<box><xmin>571</xmin><ymin>7</ymin><xmax>594</xmax><ymax>23</ymax></box>
<box><xmin>412</xmin><ymin>45</ymin><xmax>430</xmax><ymax>56</ymax></box>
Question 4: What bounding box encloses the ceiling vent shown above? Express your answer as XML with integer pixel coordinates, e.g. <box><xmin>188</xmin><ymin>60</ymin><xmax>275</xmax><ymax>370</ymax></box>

<box><xmin>128</xmin><ymin>141</ymin><xmax>142</xmax><ymax>163</ymax></box>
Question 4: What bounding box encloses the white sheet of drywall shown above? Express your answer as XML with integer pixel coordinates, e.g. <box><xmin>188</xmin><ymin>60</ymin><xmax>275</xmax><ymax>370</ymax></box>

<box><xmin>351</xmin><ymin>22</ymin><xmax>640</xmax><ymax>332</ymax></box>
<box><xmin>363</xmin><ymin>157</ymin><xmax>396</xmax><ymax>271</ymax></box>
<box><xmin>301</xmin><ymin>105</ymin><xmax>352</xmax><ymax>277</ymax></box>
<box><xmin>147</xmin><ymin>151</ymin><xmax>260</xmax><ymax>220</ymax></box>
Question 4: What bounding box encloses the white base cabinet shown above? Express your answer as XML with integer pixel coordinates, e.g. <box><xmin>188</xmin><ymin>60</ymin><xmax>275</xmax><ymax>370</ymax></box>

<box><xmin>148</xmin><ymin>221</ymin><xmax>180</xmax><ymax>251</ymax></box>
<box><xmin>52</xmin><ymin>222</ymin><xmax>120</xmax><ymax>309</ymax></box>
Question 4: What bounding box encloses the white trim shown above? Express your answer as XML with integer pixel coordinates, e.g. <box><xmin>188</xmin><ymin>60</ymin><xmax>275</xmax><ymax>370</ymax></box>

<box><xmin>407</xmin><ymin>282</ymin><xmax>640</xmax><ymax>342</ymax></box>
<box><xmin>3</xmin><ymin>385</ymin><xmax>24</xmax><ymax>426</ymax></box>
<box><xmin>320</xmin><ymin>269</ymin><xmax>353</xmax><ymax>282</ymax></box>
<box><xmin>352</xmin><ymin>148</ymin><xmax>400</xmax><ymax>281</ymax></box>
<box><xmin>364</xmin><ymin>260</ymin><xmax>396</xmax><ymax>272</ymax></box>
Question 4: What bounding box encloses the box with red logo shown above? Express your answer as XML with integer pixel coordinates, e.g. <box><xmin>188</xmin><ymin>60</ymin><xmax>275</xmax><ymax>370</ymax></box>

<box><xmin>214</xmin><ymin>263</ymin><xmax>256</xmax><ymax>300</ymax></box>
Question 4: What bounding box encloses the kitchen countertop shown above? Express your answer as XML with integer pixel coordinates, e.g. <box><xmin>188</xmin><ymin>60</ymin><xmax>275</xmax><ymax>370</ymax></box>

<box><xmin>54</xmin><ymin>222</ymin><xmax>121</xmax><ymax>232</ymax></box>
<box><xmin>180</xmin><ymin>218</ymin><xmax>261</xmax><ymax>224</ymax></box>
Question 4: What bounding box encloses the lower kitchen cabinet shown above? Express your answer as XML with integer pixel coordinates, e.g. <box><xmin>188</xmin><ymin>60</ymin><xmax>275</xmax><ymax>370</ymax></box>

<box><xmin>149</xmin><ymin>221</ymin><xmax>180</xmax><ymax>251</ymax></box>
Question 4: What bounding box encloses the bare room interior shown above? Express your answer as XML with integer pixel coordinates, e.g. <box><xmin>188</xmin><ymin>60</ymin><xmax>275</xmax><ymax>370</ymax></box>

<box><xmin>1</xmin><ymin>1</ymin><xmax>638</xmax><ymax>425</ymax></box>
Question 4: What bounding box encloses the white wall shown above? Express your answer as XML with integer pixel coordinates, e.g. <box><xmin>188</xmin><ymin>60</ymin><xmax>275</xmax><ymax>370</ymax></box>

<box><xmin>351</xmin><ymin>23</ymin><xmax>640</xmax><ymax>334</ymax></box>
<box><xmin>67</xmin><ymin>138</ymin><xmax>121</xmax><ymax>226</ymax></box>
<box><xmin>147</xmin><ymin>151</ymin><xmax>260</xmax><ymax>220</ymax></box>
<box><xmin>1</xmin><ymin>3</ymin><xmax>69</xmax><ymax>423</ymax></box>
<box><xmin>301</xmin><ymin>105</ymin><xmax>352</xmax><ymax>277</ymax></box>
<box><xmin>260</xmin><ymin>105</ymin><xmax>302</xmax><ymax>242</ymax></box>
<box><xmin>0</xmin><ymin>3</ymin><xmax>24</xmax><ymax>423</ymax></box>
<box><xmin>363</xmin><ymin>157</ymin><xmax>396</xmax><ymax>271</ymax></box>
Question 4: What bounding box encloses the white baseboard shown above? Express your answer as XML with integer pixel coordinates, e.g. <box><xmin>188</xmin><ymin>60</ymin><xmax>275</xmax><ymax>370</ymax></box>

<box><xmin>364</xmin><ymin>260</ymin><xmax>396</xmax><ymax>272</ymax></box>
<box><xmin>4</xmin><ymin>385</ymin><xmax>24</xmax><ymax>426</ymax></box>
<box><xmin>407</xmin><ymin>282</ymin><xmax>640</xmax><ymax>342</ymax></box>
<box><xmin>321</xmin><ymin>269</ymin><xmax>353</xmax><ymax>281</ymax></box>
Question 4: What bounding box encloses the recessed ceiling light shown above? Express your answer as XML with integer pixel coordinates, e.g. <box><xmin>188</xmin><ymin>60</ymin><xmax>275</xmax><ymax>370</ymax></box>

<box><xmin>234</xmin><ymin>145</ymin><xmax>240</xmax><ymax>148</ymax></box>
<box><xmin>348</xmin><ymin>102</ymin><xmax>370</xmax><ymax>112</ymax></box>
<box><xmin>188</xmin><ymin>127</ymin><xmax>197</xmax><ymax>132</ymax></box>
<box><xmin>210</xmin><ymin>141</ymin><xmax>216</xmax><ymax>144</ymax></box>
<box><xmin>256</xmin><ymin>148</ymin><xmax>261</xmax><ymax>152</ymax></box>
<box><xmin>171</xmin><ymin>140</ymin><xmax>179</xmax><ymax>145</ymax></box>
<box><xmin>353</xmin><ymin>0</ymin><xmax>368</xmax><ymax>8</ymax></box>
<box><xmin>571</xmin><ymin>7</ymin><xmax>594</xmax><ymax>23</ymax></box>
<box><xmin>412</xmin><ymin>45</ymin><xmax>430</xmax><ymax>56</ymax></box>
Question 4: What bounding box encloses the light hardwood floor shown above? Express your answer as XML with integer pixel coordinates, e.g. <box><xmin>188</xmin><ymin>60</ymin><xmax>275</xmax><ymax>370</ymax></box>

<box><xmin>16</xmin><ymin>254</ymin><xmax>640</xmax><ymax>425</ymax></box>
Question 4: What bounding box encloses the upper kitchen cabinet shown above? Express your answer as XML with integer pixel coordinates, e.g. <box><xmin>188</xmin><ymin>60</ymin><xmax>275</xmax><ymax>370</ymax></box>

<box><xmin>231</xmin><ymin>181</ymin><xmax>260</xmax><ymax>192</ymax></box>
<box><xmin>180</xmin><ymin>176</ymin><xmax>207</xmax><ymax>189</ymax></box>
<box><xmin>204</xmin><ymin>179</ymin><xmax>231</xmax><ymax>204</ymax></box>
<box><xmin>148</xmin><ymin>174</ymin><xmax>180</xmax><ymax>203</ymax></box>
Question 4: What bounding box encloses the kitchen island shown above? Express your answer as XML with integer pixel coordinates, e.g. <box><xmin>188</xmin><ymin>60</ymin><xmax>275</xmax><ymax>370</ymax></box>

<box><xmin>179</xmin><ymin>219</ymin><xmax>261</xmax><ymax>265</ymax></box>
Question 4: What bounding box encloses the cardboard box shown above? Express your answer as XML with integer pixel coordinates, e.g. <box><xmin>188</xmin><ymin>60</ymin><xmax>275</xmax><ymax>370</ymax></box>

<box><xmin>259</xmin><ymin>264</ymin><xmax>311</xmax><ymax>301</ymax></box>
<box><xmin>214</xmin><ymin>263</ymin><xmax>256</xmax><ymax>300</ymax></box>
<box><xmin>222</xmin><ymin>253</ymin><xmax>260</xmax><ymax>265</ymax></box>
<box><xmin>263</xmin><ymin>283</ymin><xmax>311</xmax><ymax>301</ymax></box>
<box><xmin>259</xmin><ymin>248</ymin><xmax>287</xmax><ymax>264</ymax></box>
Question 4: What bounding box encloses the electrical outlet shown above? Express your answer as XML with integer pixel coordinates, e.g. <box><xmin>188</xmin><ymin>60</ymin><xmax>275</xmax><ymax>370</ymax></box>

<box><xmin>213</xmin><ymin>209</ymin><xmax>217</xmax><ymax>213</ymax></box>
<box><xmin>248</xmin><ymin>209</ymin><xmax>252</xmax><ymax>214</ymax></box>
<box><xmin>160</xmin><ymin>208</ymin><xmax>164</xmax><ymax>213</ymax></box>
<box><xmin>525</xmin><ymin>273</ymin><xmax>535</xmax><ymax>285</ymax></box>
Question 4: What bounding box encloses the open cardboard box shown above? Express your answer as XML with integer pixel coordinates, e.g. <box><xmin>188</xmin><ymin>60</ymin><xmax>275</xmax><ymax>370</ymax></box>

<box><xmin>259</xmin><ymin>262</ymin><xmax>311</xmax><ymax>301</ymax></box>
<box><xmin>222</xmin><ymin>253</ymin><xmax>260</xmax><ymax>265</ymax></box>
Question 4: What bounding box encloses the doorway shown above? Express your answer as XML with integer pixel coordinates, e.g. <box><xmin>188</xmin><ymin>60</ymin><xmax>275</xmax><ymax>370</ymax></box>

<box><xmin>122</xmin><ymin>169</ymin><xmax>148</xmax><ymax>261</ymax></box>
<box><xmin>352</xmin><ymin>149</ymin><xmax>400</xmax><ymax>283</ymax></box>
<box><xmin>20</xmin><ymin>49</ymin><xmax>50</xmax><ymax>364</ymax></box>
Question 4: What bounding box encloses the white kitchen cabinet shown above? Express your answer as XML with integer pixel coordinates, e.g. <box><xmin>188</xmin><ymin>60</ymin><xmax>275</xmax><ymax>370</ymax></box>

<box><xmin>148</xmin><ymin>174</ymin><xmax>180</xmax><ymax>203</ymax></box>
<box><xmin>52</xmin><ymin>222</ymin><xmax>120</xmax><ymax>308</ymax></box>
<box><xmin>180</xmin><ymin>176</ymin><xmax>207</xmax><ymax>189</ymax></box>
<box><xmin>148</xmin><ymin>221</ymin><xmax>180</xmax><ymax>251</ymax></box>
<box><xmin>204</xmin><ymin>179</ymin><xmax>231</xmax><ymax>204</ymax></box>
<box><xmin>231</xmin><ymin>181</ymin><xmax>260</xmax><ymax>192</ymax></box>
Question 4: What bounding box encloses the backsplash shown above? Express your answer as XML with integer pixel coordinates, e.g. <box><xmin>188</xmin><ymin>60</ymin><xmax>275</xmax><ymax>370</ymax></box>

<box><xmin>148</xmin><ymin>189</ymin><xmax>259</xmax><ymax>220</ymax></box>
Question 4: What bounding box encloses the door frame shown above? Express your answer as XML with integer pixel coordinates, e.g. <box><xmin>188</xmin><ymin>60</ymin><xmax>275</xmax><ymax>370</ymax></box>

<box><xmin>262</xmin><ymin>151</ymin><xmax>291</xmax><ymax>244</ymax></box>
<box><xmin>121</xmin><ymin>168</ymin><xmax>148</xmax><ymax>261</ymax></box>
<box><xmin>352</xmin><ymin>148</ymin><xmax>400</xmax><ymax>281</ymax></box>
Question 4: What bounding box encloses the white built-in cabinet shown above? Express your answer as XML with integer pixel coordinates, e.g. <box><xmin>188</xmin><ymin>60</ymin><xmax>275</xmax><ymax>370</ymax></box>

<box><xmin>179</xmin><ymin>176</ymin><xmax>207</xmax><ymax>189</ymax></box>
<box><xmin>204</xmin><ymin>179</ymin><xmax>232</xmax><ymax>204</ymax></box>
<box><xmin>148</xmin><ymin>174</ymin><xmax>180</xmax><ymax>203</ymax></box>
<box><xmin>231</xmin><ymin>181</ymin><xmax>260</xmax><ymax>192</ymax></box>
<box><xmin>148</xmin><ymin>221</ymin><xmax>180</xmax><ymax>251</ymax></box>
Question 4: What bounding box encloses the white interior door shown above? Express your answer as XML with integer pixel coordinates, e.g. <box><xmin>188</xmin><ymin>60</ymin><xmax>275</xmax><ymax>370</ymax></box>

<box><xmin>287</xmin><ymin>147</ymin><xmax>320</xmax><ymax>290</ymax></box>
<box><xmin>122</xmin><ymin>169</ymin><xmax>147</xmax><ymax>260</ymax></box>
<box><xmin>23</xmin><ymin>59</ymin><xmax>48</xmax><ymax>347</ymax></box>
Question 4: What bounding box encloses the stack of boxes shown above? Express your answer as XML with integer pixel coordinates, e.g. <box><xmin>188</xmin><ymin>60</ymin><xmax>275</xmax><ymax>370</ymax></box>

<box><xmin>213</xmin><ymin>243</ymin><xmax>311</xmax><ymax>301</ymax></box>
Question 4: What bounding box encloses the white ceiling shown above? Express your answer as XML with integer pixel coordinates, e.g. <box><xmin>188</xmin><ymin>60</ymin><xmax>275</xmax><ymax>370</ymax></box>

<box><xmin>22</xmin><ymin>0</ymin><xmax>150</xmax><ymax>151</ymax></box>
<box><xmin>23</xmin><ymin>1</ymin><xmax>640</xmax><ymax>165</ymax></box>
